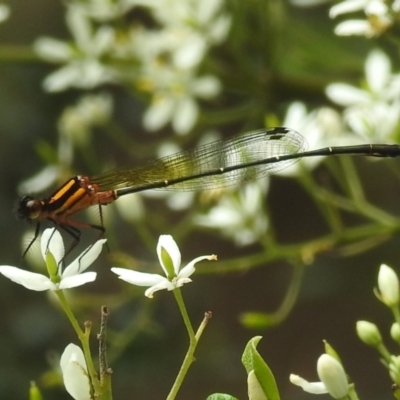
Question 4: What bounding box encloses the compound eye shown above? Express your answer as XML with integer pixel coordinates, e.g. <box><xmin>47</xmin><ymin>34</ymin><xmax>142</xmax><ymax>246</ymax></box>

<box><xmin>17</xmin><ymin>196</ymin><xmax>43</xmax><ymax>220</ymax></box>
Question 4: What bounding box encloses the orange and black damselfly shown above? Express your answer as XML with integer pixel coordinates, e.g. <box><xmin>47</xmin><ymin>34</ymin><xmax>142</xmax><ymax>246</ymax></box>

<box><xmin>17</xmin><ymin>127</ymin><xmax>400</xmax><ymax>255</ymax></box>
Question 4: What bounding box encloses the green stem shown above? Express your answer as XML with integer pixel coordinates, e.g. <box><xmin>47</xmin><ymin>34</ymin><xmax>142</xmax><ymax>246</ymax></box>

<box><xmin>197</xmin><ymin>219</ymin><xmax>400</xmax><ymax>274</ymax></box>
<box><xmin>254</xmin><ymin>262</ymin><xmax>304</xmax><ymax>326</ymax></box>
<box><xmin>55</xmin><ymin>290</ymin><xmax>102</xmax><ymax>395</ymax></box>
<box><xmin>376</xmin><ymin>343</ymin><xmax>392</xmax><ymax>364</ymax></box>
<box><xmin>166</xmin><ymin>290</ymin><xmax>211</xmax><ymax>400</ymax></box>
<box><xmin>347</xmin><ymin>383</ymin><xmax>360</xmax><ymax>400</ymax></box>
<box><xmin>392</xmin><ymin>306</ymin><xmax>400</xmax><ymax>326</ymax></box>
<box><xmin>173</xmin><ymin>288</ymin><xmax>195</xmax><ymax>341</ymax></box>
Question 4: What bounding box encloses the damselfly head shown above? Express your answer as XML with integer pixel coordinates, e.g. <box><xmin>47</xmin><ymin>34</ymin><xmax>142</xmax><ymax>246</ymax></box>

<box><xmin>16</xmin><ymin>196</ymin><xmax>43</xmax><ymax>221</ymax></box>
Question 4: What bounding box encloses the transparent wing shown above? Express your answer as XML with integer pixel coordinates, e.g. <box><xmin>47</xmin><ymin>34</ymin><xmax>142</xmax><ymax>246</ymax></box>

<box><xmin>91</xmin><ymin>127</ymin><xmax>307</xmax><ymax>192</ymax></box>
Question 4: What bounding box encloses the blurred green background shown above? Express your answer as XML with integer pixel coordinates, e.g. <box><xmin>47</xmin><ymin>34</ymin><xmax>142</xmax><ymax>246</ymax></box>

<box><xmin>1</xmin><ymin>0</ymin><xmax>400</xmax><ymax>399</ymax></box>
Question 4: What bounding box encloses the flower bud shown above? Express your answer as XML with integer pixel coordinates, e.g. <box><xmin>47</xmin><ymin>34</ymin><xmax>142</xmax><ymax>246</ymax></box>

<box><xmin>317</xmin><ymin>354</ymin><xmax>348</xmax><ymax>399</ymax></box>
<box><xmin>377</xmin><ymin>264</ymin><xmax>399</xmax><ymax>307</ymax></box>
<box><xmin>356</xmin><ymin>321</ymin><xmax>382</xmax><ymax>347</ymax></box>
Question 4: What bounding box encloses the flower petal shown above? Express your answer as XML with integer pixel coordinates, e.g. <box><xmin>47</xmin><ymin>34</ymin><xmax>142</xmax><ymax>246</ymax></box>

<box><xmin>60</xmin><ymin>344</ymin><xmax>91</xmax><ymax>400</ymax></box>
<box><xmin>326</xmin><ymin>83</ymin><xmax>369</xmax><ymax>106</ymax></box>
<box><xmin>144</xmin><ymin>280</ymin><xmax>175</xmax><ymax>298</ymax></box>
<box><xmin>34</xmin><ymin>37</ymin><xmax>74</xmax><ymax>62</ymax></box>
<box><xmin>178</xmin><ymin>255</ymin><xmax>217</xmax><ymax>279</ymax></box>
<box><xmin>191</xmin><ymin>75</ymin><xmax>221</xmax><ymax>99</ymax></box>
<box><xmin>59</xmin><ymin>272</ymin><xmax>97</xmax><ymax>289</ymax></box>
<box><xmin>41</xmin><ymin>228</ymin><xmax>65</xmax><ymax>265</ymax></box>
<box><xmin>43</xmin><ymin>64</ymin><xmax>82</xmax><ymax>92</ymax></box>
<box><xmin>289</xmin><ymin>374</ymin><xmax>328</xmax><ymax>394</ymax></box>
<box><xmin>63</xmin><ymin>239</ymin><xmax>107</xmax><ymax>277</ymax></box>
<box><xmin>172</xmin><ymin>96</ymin><xmax>198</xmax><ymax>135</ymax></box>
<box><xmin>329</xmin><ymin>0</ymin><xmax>366</xmax><ymax>18</ymax></box>
<box><xmin>174</xmin><ymin>277</ymin><xmax>192</xmax><ymax>288</ymax></box>
<box><xmin>111</xmin><ymin>268</ymin><xmax>167</xmax><ymax>287</ymax></box>
<box><xmin>0</xmin><ymin>266</ymin><xmax>54</xmax><ymax>291</ymax></box>
<box><xmin>334</xmin><ymin>20</ymin><xmax>374</xmax><ymax>37</ymax></box>
<box><xmin>365</xmin><ymin>49</ymin><xmax>391</xmax><ymax>93</ymax></box>
<box><xmin>60</xmin><ymin>343</ymin><xmax>87</xmax><ymax>372</ymax></box>
<box><xmin>143</xmin><ymin>96</ymin><xmax>175</xmax><ymax>131</ymax></box>
<box><xmin>157</xmin><ymin>235</ymin><xmax>181</xmax><ymax>275</ymax></box>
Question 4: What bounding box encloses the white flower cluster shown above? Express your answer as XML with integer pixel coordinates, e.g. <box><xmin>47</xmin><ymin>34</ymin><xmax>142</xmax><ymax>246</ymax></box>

<box><xmin>329</xmin><ymin>0</ymin><xmax>400</xmax><ymax>37</ymax></box>
<box><xmin>34</xmin><ymin>0</ymin><xmax>231</xmax><ymax>135</ymax></box>
<box><xmin>326</xmin><ymin>49</ymin><xmax>400</xmax><ymax>142</ymax></box>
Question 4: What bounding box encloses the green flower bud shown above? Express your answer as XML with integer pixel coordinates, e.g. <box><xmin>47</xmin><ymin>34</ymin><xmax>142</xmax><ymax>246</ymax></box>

<box><xmin>356</xmin><ymin>321</ymin><xmax>382</xmax><ymax>347</ymax></box>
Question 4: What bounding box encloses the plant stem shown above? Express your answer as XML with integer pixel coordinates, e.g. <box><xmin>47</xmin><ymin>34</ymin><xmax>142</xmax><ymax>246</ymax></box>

<box><xmin>55</xmin><ymin>290</ymin><xmax>102</xmax><ymax>395</ymax></box>
<box><xmin>166</xmin><ymin>291</ymin><xmax>211</xmax><ymax>400</ymax></box>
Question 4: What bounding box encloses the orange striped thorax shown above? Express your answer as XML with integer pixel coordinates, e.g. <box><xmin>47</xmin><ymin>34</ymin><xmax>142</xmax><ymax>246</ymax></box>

<box><xmin>17</xmin><ymin>176</ymin><xmax>117</xmax><ymax>222</ymax></box>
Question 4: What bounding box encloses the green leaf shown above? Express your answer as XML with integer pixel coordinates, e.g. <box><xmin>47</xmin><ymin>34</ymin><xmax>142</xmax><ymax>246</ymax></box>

<box><xmin>206</xmin><ymin>394</ymin><xmax>239</xmax><ymax>400</ymax></box>
<box><xmin>242</xmin><ymin>336</ymin><xmax>280</xmax><ymax>400</ymax></box>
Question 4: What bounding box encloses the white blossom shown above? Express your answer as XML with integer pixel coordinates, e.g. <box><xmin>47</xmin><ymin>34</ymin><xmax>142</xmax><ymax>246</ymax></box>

<box><xmin>377</xmin><ymin>264</ymin><xmax>399</xmax><ymax>307</ymax></box>
<box><xmin>112</xmin><ymin>234</ymin><xmax>216</xmax><ymax>297</ymax></box>
<box><xmin>0</xmin><ymin>229</ymin><xmax>106</xmax><ymax>291</ymax></box>
<box><xmin>34</xmin><ymin>5</ymin><xmax>117</xmax><ymax>92</ymax></box>
<box><xmin>329</xmin><ymin>0</ymin><xmax>393</xmax><ymax>37</ymax></box>
<box><xmin>326</xmin><ymin>49</ymin><xmax>400</xmax><ymax>141</ymax></box>
<box><xmin>290</xmin><ymin>354</ymin><xmax>349</xmax><ymax>399</ymax></box>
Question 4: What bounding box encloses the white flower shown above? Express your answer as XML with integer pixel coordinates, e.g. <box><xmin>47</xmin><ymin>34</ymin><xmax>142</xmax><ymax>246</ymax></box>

<box><xmin>111</xmin><ymin>234</ymin><xmax>216</xmax><ymax>298</ymax></box>
<box><xmin>60</xmin><ymin>344</ymin><xmax>91</xmax><ymax>400</ymax></box>
<box><xmin>329</xmin><ymin>0</ymin><xmax>393</xmax><ymax>37</ymax></box>
<box><xmin>326</xmin><ymin>49</ymin><xmax>400</xmax><ymax>141</ymax></box>
<box><xmin>277</xmin><ymin>102</ymin><xmax>349</xmax><ymax>176</ymax></box>
<box><xmin>377</xmin><ymin>264</ymin><xmax>399</xmax><ymax>307</ymax></box>
<box><xmin>150</xmin><ymin>0</ymin><xmax>231</xmax><ymax>46</ymax></box>
<box><xmin>0</xmin><ymin>229</ymin><xmax>106</xmax><ymax>291</ymax></box>
<box><xmin>124</xmin><ymin>0</ymin><xmax>230</xmax><ymax>135</ymax></box>
<box><xmin>34</xmin><ymin>4</ymin><xmax>116</xmax><ymax>92</ymax></box>
<box><xmin>194</xmin><ymin>181</ymin><xmax>269</xmax><ymax>246</ymax></box>
<box><xmin>290</xmin><ymin>354</ymin><xmax>349</xmax><ymax>399</ymax></box>
<box><xmin>142</xmin><ymin>68</ymin><xmax>221</xmax><ymax>135</ymax></box>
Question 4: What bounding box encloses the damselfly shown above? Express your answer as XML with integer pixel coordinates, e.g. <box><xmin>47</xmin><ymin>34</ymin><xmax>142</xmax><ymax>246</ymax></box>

<box><xmin>17</xmin><ymin>127</ymin><xmax>400</xmax><ymax>255</ymax></box>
